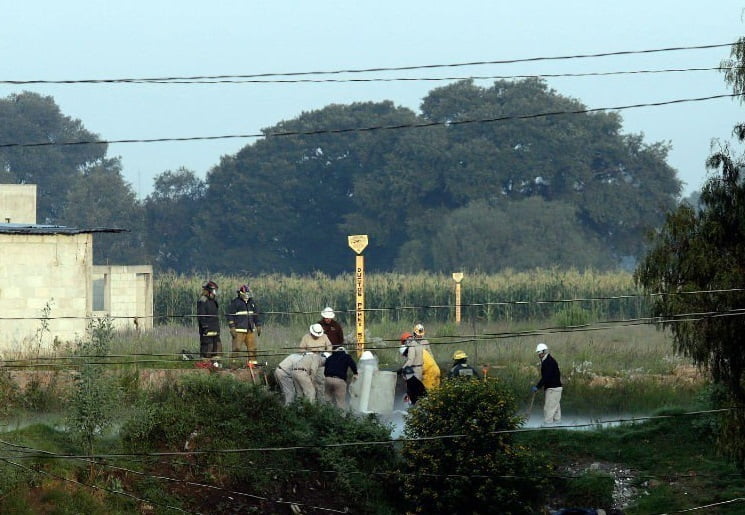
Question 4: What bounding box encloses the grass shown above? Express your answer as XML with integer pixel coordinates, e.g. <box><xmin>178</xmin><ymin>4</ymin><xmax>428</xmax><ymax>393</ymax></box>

<box><xmin>516</xmin><ymin>410</ymin><xmax>745</xmax><ymax>513</ymax></box>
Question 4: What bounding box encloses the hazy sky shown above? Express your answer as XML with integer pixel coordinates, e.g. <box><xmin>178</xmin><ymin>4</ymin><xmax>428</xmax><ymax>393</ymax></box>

<box><xmin>2</xmin><ymin>1</ymin><xmax>744</xmax><ymax>198</ymax></box>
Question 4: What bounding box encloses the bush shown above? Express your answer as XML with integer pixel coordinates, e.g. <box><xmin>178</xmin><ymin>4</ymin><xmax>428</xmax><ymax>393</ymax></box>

<box><xmin>119</xmin><ymin>373</ymin><xmax>401</xmax><ymax>513</ymax></box>
<box><xmin>400</xmin><ymin>378</ymin><xmax>550</xmax><ymax>514</ymax></box>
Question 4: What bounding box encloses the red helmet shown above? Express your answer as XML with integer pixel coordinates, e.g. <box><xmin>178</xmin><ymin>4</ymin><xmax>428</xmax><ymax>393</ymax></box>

<box><xmin>400</xmin><ymin>331</ymin><xmax>413</xmax><ymax>344</ymax></box>
<box><xmin>238</xmin><ymin>284</ymin><xmax>251</xmax><ymax>294</ymax></box>
<box><xmin>202</xmin><ymin>280</ymin><xmax>218</xmax><ymax>291</ymax></box>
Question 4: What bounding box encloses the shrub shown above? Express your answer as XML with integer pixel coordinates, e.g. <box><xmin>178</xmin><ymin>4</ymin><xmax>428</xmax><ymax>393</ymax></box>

<box><xmin>119</xmin><ymin>373</ymin><xmax>401</xmax><ymax>513</ymax></box>
<box><xmin>563</xmin><ymin>470</ymin><xmax>614</xmax><ymax>509</ymax></box>
<box><xmin>400</xmin><ymin>377</ymin><xmax>550</xmax><ymax>513</ymax></box>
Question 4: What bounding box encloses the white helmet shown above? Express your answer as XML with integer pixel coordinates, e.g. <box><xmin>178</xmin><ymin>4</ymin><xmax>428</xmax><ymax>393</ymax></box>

<box><xmin>321</xmin><ymin>307</ymin><xmax>335</xmax><ymax>319</ymax></box>
<box><xmin>310</xmin><ymin>323</ymin><xmax>324</xmax><ymax>337</ymax></box>
<box><xmin>535</xmin><ymin>343</ymin><xmax>548</xmax><ymax>353</ymax></box>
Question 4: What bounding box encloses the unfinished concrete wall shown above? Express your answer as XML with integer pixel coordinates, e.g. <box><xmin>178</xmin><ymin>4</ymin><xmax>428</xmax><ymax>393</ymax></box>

<box><xmin>0</xmin><ymin>233</ymin><xmax>92</xmax><ymax>353</ymax></box>
<box><xmin>0</xmin><ymin>184</ymin><xmax>37</xmax><ymax>224</ymax></box>
<box><xmin>92</xmin><ymin>265</ymin><xmax>153</xmax><ymax>331</ymax></box>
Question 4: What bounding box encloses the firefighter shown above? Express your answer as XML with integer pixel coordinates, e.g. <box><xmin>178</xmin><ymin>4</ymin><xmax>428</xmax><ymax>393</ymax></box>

<box><xmin>196</xmin><ymin>280</ymin><xmax>221</xmax><ymax>368</ymax></box>
<box><xmin>226</xmin><ymin>284</ymin><xmax>262</xmax><ymax>367</ymax></box>
<box><xmin>447</xmin><ymin>350</ymin><xmax>481</xmax><ymax>379</ymax></box>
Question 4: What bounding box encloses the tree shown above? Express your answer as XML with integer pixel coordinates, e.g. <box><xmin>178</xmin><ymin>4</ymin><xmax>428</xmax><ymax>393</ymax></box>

<box><xmin>635</xmin><ymin>38</ymin><xmax>745</xmax><ymax>469</ymax></box>
<box><xmin>144</xmin><ymin>168</ymin><xmax>205</xmax><ymax>272</ymax></box>
<box><xmin>0</xmin><ymin>92</ymin><xmax>107</xmax><ymax>223</ymax></box>
<box><xmin>61</xmin><ymin>158</ymin><xmax>146</xmax><ymax>264</ymax></box>
<box><xmin>425</xmin><ymin>197</ymin><xmax>614</xmax><ymax>273</ymax></box>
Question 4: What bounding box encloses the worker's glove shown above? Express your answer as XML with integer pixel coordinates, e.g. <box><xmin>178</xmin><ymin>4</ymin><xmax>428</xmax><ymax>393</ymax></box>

<box><xmin>256</xmin><ymin>326</ymin><xmax>262</xmax><ymax>337</ymax></box>
<box><xmin>229</xmin><ymin>327</ymin><xmax>237</xmax><ymax>338</ymax></box>
<box><xmin>531</xmin><ymin>386</ymin><xmax>539</xmax><ymax>393</ymax></box>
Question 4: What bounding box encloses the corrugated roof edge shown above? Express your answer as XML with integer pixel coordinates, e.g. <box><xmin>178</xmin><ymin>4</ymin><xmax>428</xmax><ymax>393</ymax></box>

<box><xmin>0</xmin><ymin>224</ymin><xmax>128</xmax><ymax>235</ymax></box>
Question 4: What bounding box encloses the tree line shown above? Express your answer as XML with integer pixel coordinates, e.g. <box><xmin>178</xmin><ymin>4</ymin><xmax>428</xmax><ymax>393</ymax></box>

<box><xmin>0</xmin><ymin>78</ymin><xmax>682</xmax><ymax>274</ymax></box>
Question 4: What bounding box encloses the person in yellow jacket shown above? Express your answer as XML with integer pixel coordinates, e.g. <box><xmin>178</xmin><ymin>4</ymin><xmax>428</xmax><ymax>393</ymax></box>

<box><xmin>400</xmin><ymin>331</ymin><xmax>440</xmax><ymax>391</ymax></box>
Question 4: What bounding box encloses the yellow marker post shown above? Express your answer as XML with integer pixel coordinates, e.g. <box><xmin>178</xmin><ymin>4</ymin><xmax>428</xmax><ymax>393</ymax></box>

<box><xmin>452</xmin><ymin>272</ymin><xmax>464</xmax><ymax>325</ymax></box>
<box><xmin>348</xmin><ymin>235</ymin><xmax>369</xmax><ymax>357</ymax></box>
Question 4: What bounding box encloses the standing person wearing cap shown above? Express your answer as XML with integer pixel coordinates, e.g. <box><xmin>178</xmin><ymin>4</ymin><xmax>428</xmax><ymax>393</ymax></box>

<box><xmin>274</xmin><ymin>352</ymin><xmax>303</xmax><ymax>405</ymax></box>
<box><xmin>531</xmin><ymin>342</ymin><xmax>563</xmax><ymax>424</ymax></box>
<box><xmin>323</xmin><ymin>347</ymin><xmax>358</xmax><ymax>409</ymax></box>
<box><xmin>447</xmin><ymin>350</ymin><xmax>481</xmax><ymax>379</ymax></box>
<box><xmin>318</xmin><ymin>307</ymin><xmax>344</xmax><ymax>349</ymax></box>
<box><xmin>300</xmin><ymin>323</ymin><xmax>332</xmax><ymax>402</ymax></box>
<box><xmin>196</xmin><ymin>281</ymin><xmax>222</xmax><ymax>368</ymax></box>
<box><xmin>413</xmin><ymin>323</ymin><xmax>440</xmax><ymax>390</ymax></box>
<box><xmin>399</xmin><ymin>332</ymin><xmax>426</xmax><ymax>405</ymax></box>
<box><xmin>226</xmin><ymin>284</ymin><xmax>262</xmax><ymax>367</ymax></box>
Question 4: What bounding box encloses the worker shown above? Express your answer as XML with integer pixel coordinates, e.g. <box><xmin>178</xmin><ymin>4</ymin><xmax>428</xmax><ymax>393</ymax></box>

<box><xmin>226</xmin><ymin>284</ymin><xmax>262</xmax><ymax>367</ymax></box>
<box><xmin>291</xmin><ymin>351</ymin><xmax>324</xmax><ymax>404</ymax></box>
<box><xmin>447</xmin><ymin>350</ymin><xmax>481</xmax><ymax>379</ymax></box>
<box><xmin>399</xmin><ymin>332</ymin><xmax>426</xmax><ymax>405</ymax></box>
<box><xmin>412</xmin><ymin>322</ymin><xmax>431</xmax><ymax>354</ymax></box>
<box><xmin>401</xmin><ymin>331</ymin><xmax>440</xmax><ymax>391</ymax></box>
<box><xmin>318</xmin><ymin>307</ymin><xmax>345</xmax><ymax>349</ymax></box>
<box><xmin>299</xmin><ymin>323</ymin><xmax>332</xmax><ymax>402</ymax></box>
<box><xmin>531</xmin><ymin>342</ymin><xmax>563</xmax><ymax>424</ymax></box>
<box><xmin>274</xmin><ymin>352</ymin><xmax>303</xmax><ymax>405</ymax></box>
<box><xmin>196</xmin><ymin>280</ymin><xmax>221</xmax><ymax>369</ymax></box>
<box><xmin>323</xmin><ymin>346</ymin><xmax>358</xmax><ymax>409</ymax></box>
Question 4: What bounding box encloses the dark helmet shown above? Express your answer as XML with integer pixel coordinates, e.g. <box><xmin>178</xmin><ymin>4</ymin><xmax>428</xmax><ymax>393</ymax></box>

<box><xmin>238</xmin><ymin>284</ymin><xmax>251</xmax><ymax>294</ymax></box>
<box><xmin>202</xmin><ymin>280</ymin><xmax>218</xmax><ymax>292</ymax></box>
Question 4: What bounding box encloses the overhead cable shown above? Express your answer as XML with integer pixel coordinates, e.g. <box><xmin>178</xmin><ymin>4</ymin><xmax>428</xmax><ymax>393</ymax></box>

<box><xmin>2</xmin><ymin>66</ymin><xmax>740</xmax><ymax>85</ymax></box>
<box><xmin>0</xmin><ymin>41</ymin><xmax>734</xmax><ymax>84</ymax></box>
<box><xmin>0</xmin><ymin>92</ymin><xmax>739</xmax><ymax>149</ymax></box>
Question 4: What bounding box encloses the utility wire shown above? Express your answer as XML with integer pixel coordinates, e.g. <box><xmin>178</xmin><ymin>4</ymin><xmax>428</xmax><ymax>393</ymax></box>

<box><xmin>2</xmin><ymin>65</ymin><xmax>739</xmax><ymax>85</ymax></box>
<box><xmin>0</xmin><ymin>92</ymin><xmax>739</xmax><ymax>149</ymax></box>
<box><xmin>0</xmin><ymin>41</ymin><xmax>734</xmax><ymax>84</ymax></box>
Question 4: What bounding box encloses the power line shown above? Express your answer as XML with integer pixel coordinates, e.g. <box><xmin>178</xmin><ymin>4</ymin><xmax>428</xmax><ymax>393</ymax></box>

<box><xmin>0</xmin><ymin>92</ymin><xmax>739</xmax><ymax>149</ymax></box>
<box><xmin>1</xmin><ymin>66</ymin><xmax>738</xmax><ymax>86</ymax></box>
<box><xmin>0</xmin><ymin>42</ymin><xmax>734</xmax><ymax>84</ymax></box>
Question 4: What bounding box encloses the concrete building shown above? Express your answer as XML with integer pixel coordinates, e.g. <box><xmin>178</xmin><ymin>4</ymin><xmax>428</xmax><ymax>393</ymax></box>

<box><xmin>0</xmin><ymin>184</ymin><xmax>153</xmax><ymax>354</ymax></box>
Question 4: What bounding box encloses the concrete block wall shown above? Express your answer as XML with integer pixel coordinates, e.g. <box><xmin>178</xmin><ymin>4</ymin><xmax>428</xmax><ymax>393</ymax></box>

<box><xmin>92</xmin><ymin>265</ymin><xmax>153</xmax><ymax>331</ymax></box>
<box><xmin>0</xmin><ymin>184</ymin><xmax>37</xmax><ymax>224</ymax></box>
<box><xmin>0</xmin><ymin>233</ymin><xmax>92</xmax><ymax>353</ymax></box>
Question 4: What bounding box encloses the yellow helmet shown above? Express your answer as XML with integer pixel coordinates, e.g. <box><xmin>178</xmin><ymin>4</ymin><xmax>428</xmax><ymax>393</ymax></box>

<box><xmin>453</xmin><ymin>350</ymin><xmax>468</xmax><ymax>360</ymax></box>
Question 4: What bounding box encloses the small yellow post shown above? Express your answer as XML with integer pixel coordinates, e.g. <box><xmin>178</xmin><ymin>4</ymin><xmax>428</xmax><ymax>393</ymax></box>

<box><xmin>348</xmin><ymin>235</ymin><xmax>369</xmax><ymax>357</ymax></box>
<box><xmin>452</xmin><ymin>272</ymin><xmax>464</xmax><ymax>325</ymax></box>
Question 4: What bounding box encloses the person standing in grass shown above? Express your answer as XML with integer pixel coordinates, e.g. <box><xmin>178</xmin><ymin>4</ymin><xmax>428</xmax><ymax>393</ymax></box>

<box><xmin>531</xmin><ymin>342</ymin><xmax>563</xmax><ymax>424</ymax></box>
<box><xmin>196</xmin><ymin>280</ymin><xmax>221</xmax><ymax>369</ymax></box>
<box><xmin>318</xmin><ymin>307</ymin><xmax>344</xmax><ymax>350</ymax></box>
<box><xmin>226</xmin><ymin>284</ymin><xmax>262</xmax><ymax>367</ymax></box>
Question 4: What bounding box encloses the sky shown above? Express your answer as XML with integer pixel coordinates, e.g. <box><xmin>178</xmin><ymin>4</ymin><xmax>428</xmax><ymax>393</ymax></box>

<box><xmin>2</xmin><ymin>1</ymin><xmax>745</xmax><ymax>199</ymax></box>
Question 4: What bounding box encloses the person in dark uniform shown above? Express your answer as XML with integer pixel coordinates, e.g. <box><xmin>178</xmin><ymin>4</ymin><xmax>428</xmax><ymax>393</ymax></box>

<box><xmin>447</xmin><ymin>350</ymin><xmax>481</xmax><ymax>380</ymax></box>
<box><xmin>196</xmin><ymin>280</ymin><xmax>221</xmax><ymax>368</ymax></box>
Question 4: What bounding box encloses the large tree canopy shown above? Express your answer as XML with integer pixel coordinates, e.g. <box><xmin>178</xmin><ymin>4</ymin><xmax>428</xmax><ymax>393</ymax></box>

<box><xmin>0</xmin><ymin>92</ymin><xmax>108</xmax><ymax>223</ymax></box>
<box><xmin>199</xmin><ymin>79</ymin><xmax>680</xmax><ymax>274</ymax></box>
